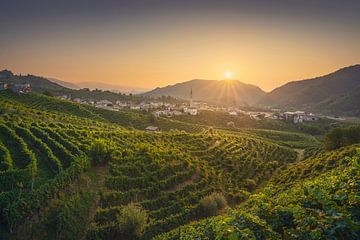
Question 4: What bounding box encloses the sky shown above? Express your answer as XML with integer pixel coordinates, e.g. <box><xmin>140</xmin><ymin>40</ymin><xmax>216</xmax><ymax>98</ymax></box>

<box><xmin>1</xmin><ymin>0</ymin><xmax>360</xmax><ymax>92</ymax></box>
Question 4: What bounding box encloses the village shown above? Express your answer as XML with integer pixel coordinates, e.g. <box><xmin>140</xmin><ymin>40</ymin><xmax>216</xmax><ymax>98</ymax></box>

<box><xmin>0</xmin><ymin>82</ymin><xmax>322</xmax><ymax>125</ymax></box>
<box><xmin>58</xmin><ymin>88</ymin><xmax>321</xmax><ymax>125</ymax></box>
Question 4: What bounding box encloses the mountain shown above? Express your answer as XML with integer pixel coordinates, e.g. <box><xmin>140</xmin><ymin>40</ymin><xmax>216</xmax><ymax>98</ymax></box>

<box><xmin>311</xmin><ymin>86</ymin><xmax>360</xmax><ymax>116</ymax></box>
<box><xmin>259</xmin><ymin>65</ymin><xmax>360</xmax><ymax>115</ymax></box>
<box><xmin>143</xmin><ymin>79</ymin><xmax>266</xmax><ymax>106</ymax></box>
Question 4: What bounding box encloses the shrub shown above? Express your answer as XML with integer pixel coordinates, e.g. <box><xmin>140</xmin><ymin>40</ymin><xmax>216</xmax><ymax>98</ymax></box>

<box><xmin>118</xmin><ymin>203</ymin><xmax>148</xmax><ymax>239</ymax></box>
<box><xmin>244</xmin><ymin>178</ymin><xmax>257</xmax><ymax>192</ymax></box>
<box><xmin>89</xmin><ymin>139</ymin><xmax>115</xmax><ymax>165</ymax></box>
<box><xmin>200</xmin><ymin>192</ymin><xmax>227</xmax><ymax>217</ymax></box>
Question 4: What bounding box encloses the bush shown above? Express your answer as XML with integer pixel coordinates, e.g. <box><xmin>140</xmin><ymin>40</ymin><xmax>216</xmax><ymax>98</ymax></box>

<box><xmin>118</xmin><ymin>203</ymin><xmax>148</xmax><ymax>239</ymax></box>
<box><xmin>244</xmin><ymin>178</ymin><xmax>257</xmax><ymax>192</ymax></box>
<box><xmin>89</xmin><ymin>139</ymin><xmax>115</xmax><ymax>165</ymax></box>
<box><xmin>200</xmin><ymin>192</ymin><xmax>227</xmax><ymax>217</ymax></box>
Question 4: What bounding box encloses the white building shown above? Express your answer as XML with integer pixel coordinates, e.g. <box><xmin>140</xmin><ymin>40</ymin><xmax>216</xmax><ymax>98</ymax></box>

<box><xmin>188</xmin><ymin>107</ymin><xmax>198</xmax><ymax>115</ymax></box>
<box><xmin>284</xmin><ymin>111</ymin><xmax>305</xmax><ymax>124</ymax></box>
<box><xmin>145</xmin><ymin>126</ymin><xmax>160</xmax><ymax>132</ymax></box>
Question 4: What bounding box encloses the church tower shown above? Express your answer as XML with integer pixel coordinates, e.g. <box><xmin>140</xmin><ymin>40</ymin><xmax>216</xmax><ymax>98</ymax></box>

<box><xmin>190</xmin><ymin>87</ymin><xmax>193</xmax><ymax>107</ymax></box>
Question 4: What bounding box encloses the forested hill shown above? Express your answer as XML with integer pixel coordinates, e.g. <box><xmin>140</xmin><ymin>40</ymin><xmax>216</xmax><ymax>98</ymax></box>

<box><xmin>258</xmin><ymin>64</ymin><xmax>360</xmax><ymax>115</ymax></box>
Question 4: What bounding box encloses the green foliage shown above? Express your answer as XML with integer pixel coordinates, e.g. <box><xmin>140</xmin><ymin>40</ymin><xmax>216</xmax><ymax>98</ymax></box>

<box><xmin>158</xmin><ymin>149</ymin><xmax>360</xmax><ymax>239</ymax></box>
<box><xmin>324</xmin><ymin>125</ymin><xmax>360</xmax><ymax>150</ymax></box>
<box><xmin>89</xmin><ymin>139</ymin><xmax>115</xmax><ymax>165</ymax></box>
<box><xmin>0</xmin><ymin>90</ymin><xmax>358</xmax><ymax>240</ymax></box>
<box><xmin>56</xmin><ymin>191</ymin><xmax>95</xmax><ymax>240</ymax></box>
<box><xmin>0</xmin><ymin>141</ymin><xmax>12</xmax><ymax>171</ymax></box>
<box><xmin>118</xmin><ymin>203</ymin><xmax>148</xmax><ymax>239</ymax></box>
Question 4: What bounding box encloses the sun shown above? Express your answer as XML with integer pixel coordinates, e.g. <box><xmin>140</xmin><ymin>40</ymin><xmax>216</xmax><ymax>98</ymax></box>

<box><xmin>224</xmin><ymin>71</ymin><xmax>233</xmax><ymax>79</ymax></box>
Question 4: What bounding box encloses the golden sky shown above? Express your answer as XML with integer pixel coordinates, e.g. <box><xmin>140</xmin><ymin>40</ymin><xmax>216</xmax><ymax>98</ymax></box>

<box><xmin>1</xmin><ymin>1</ymin><xmax>360</xmax><ymax>92</ymax></box>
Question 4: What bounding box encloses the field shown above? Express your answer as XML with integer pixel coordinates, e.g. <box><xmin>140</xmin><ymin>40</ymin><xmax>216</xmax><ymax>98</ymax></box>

<box><xmin>0</xmin><ymin>92</ymin><xmax>359</xmax><ymax>239</ymax></box>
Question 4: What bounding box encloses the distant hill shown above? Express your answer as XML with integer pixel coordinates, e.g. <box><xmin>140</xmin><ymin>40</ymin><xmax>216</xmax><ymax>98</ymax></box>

<box><xmin>258</xmin><ymin>65</ymin><xmax>360</xmax><ymax>115</ymax></box>
<box><xmin>143</xmin><ymin>79</ymin><xmax>266</xmax><ymax>106</ymax></box>
<box><xmin>48</xmin><ymin>78</ymin><xmax>80</xmax><ymax>89</ymax></box>
<box><xmin>75</xmin><ymin>81</ymin><xmax>147</xmax><ymax>94</ymax></box>
<box><xmin>0</xmin><ymin>70</ymin><xmax>161</xmax><ymax>103</ymax></box>
<box><xmin>0</xmin><ymin>69</ymin><xmax>14</xmax><ymax>79</ymax></box>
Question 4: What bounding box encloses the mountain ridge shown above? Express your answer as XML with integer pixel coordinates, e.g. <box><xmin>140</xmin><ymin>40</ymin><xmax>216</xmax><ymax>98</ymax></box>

<box><xmin>143</xmin><ymin>79</ymin><xmax>266</xmax><ymax>106</ymax></box>
<box><xmin>258</xmin><ymin>64</ymin><xmax>360</xmax><ymax>115</ymax></box>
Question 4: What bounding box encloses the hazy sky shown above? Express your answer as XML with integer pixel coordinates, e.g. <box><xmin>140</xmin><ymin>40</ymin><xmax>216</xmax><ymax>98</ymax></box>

<box><xmin>1</xmin><ymin>0</ymin><xmax>360</xmax><ymax>91</ymax></box>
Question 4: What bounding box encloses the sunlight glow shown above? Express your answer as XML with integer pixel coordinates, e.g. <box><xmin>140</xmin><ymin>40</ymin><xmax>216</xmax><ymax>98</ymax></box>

<box><xmin>224</xmin><ymin>71</ymin><xmax>233</xmax><ymax>79</ymax></box>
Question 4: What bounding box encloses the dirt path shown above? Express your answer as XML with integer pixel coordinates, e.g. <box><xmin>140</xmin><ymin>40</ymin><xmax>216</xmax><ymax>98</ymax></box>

<box><xmin>84</xmin><ymin>164</ymin><xmax>109</xmax><ymax>228</ymax></box>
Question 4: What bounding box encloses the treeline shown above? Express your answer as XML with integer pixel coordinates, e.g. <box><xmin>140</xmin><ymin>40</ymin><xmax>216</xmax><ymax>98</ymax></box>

<box><xmin>324</xmin><ymin>125</ymin><xmax>360</xmax><ymax>150</ymax></box>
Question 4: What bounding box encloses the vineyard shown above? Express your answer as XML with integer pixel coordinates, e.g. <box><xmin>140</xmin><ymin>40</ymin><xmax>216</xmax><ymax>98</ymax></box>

<box><xmin>156</xmin><ymin>147</ymin><xmax>360</xmax><ymax>239</ymax></box>
<box><xmin>0</xmin><ymin>92</ymin><xmax>359</xmax><ymax>239</ymax></box>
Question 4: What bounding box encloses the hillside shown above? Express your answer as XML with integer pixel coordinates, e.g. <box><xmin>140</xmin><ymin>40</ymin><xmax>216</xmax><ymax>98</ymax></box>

<box><xmin>157</xmin><ymin>146</ymin><xmax>360</xmax><ymax>239</ymax></box>
<box><xmin>0</xmin><ymin>70</ymin><xmax>65</xmax><ymax>92</ymax></box>
<box><xmin>311</xmin><ymin>86</ymin><xmax>360</xmax><ymax>116</ymax></box>
<box><xmin>0</xmin><ymin>70</ymin><xmax>153</xmax><ymax>103</ymax></box>
<box><xmin>0</xmin><ymin>91</ymin><xmax>358</xmax><ymax>240</ymax></box>
<box><xmin>258</xmin><ymin>65</ymin><xmax>360</xmax><ymax>115</ymax></box>
<box><xmin>143</xmin><ymin>79</ymin><xmax>266</xmax><ymax>106</ymax></box>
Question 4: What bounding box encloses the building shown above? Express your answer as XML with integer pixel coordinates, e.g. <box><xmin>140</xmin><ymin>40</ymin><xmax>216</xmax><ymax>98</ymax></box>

<box><xmin>145</xmin><ymin>126</ymin><xmax>160</xmax><ymax>132</ymax></box>
<box><xmin>283</xmin><ymin>111</ymin><xmax>305</xmax><ymax>124</ymax></box>
<box><xmin>0</xmin><ymin>82</ymin><xmax>9</xmax><ymax>91</ymax></box>
<box><xmin>305</xmin><ymin>113</ymin><xmax>319</xmax><ymax>121</ymax></box>
<box><xmin>183</xmin><ymin>87</ymin><xmax>198</xmax><ymax>115</ymax></box>
<box><xmin>97</xmin><ymin>100</ymin><xmax>113</xmax><ymax>106</ymax></box>
<box><xmin>12</xmin><ymin>83</ymin><xmax>31</xmax><ymax>94</ymax></box>
<box><xmin>190</xmin><ymin>87</ymin><xmax>193</xmax><ymax>107</ymax></box>
<box><xmin>229</xmin><ymin>111</ymin><xmax>238</xmax><ymax>116</ymax></box>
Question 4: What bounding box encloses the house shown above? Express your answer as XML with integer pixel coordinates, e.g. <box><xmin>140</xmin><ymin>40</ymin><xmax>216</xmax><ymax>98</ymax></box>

<box><xmin>12</xmin><ymin>83</ymin><xmax>31</xmax><ymax>94</ymax></box>
<box><xmin>97</xmin><ymin>100</ymin><xmax>113</xmax><ymax>106</ymax></box>
<box><xmin>305</xmin><ymin>113</ymin><xmax>319</xmax><ymax>121</ymax></box>
<box><xmin>283</xmin><ymin>111</ymin><xmax>305</xmax><ymax>124</ymax></box>
<box><xmin>0</xmin><ymin>82</ymin><xmax>9</xmax><ymax>91</ymax></box>
<box><xmin>229</xmin><ymin>111</ymin><xmax>238</xmax><ymax>116</ymax></box>
<box><xmin>145</xmin><ymin>126</ymin><xmax>160</xmax><ymax>132</ymax></box>
<box><xmin>187</xmin><ymin>107</ymin><xmax>198</xmax><ymax>115</ymax></box>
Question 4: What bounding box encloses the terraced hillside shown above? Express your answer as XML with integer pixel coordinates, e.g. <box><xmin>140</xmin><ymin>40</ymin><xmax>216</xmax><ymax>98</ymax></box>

<box><xmin>0</xmin><ymin>92</ymin><xmax>358</xmax><ymax>239</ymax></box>
<box><xmin>156</xmin><ymin>146</ymin><xmax>360</xmax><ymax>239</ymax></box>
